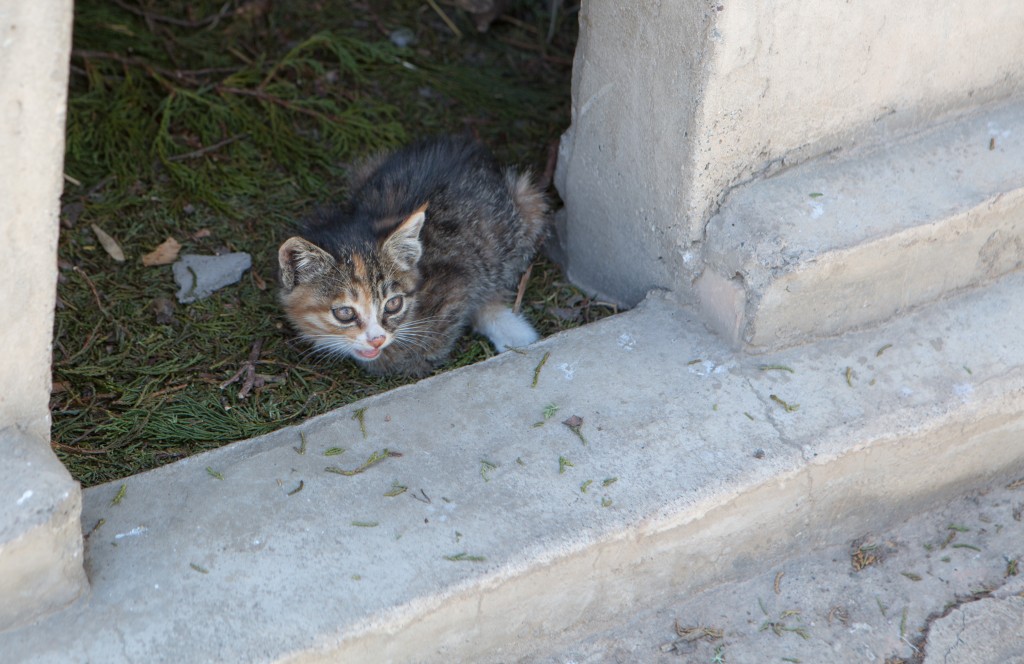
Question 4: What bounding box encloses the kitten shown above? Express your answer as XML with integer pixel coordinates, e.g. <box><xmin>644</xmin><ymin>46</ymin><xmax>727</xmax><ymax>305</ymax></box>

<box><xmin>278</xmin><ymin>135</ymin><xmax>549</xmax><ymax>377</ymax></box>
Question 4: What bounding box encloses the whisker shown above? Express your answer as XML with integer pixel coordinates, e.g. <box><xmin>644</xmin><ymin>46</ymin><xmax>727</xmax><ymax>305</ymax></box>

<box><xmin>390</xmin><ymin>336</ymin><xmax>431</xmax><ymax>352</ymax></box>
<box><xmin>393</xmin><ymin>332</ymin><xmax>437</xmax><ymax>346</ymax></box>
<box><xmin>391</xmin><ymin>315</ymin><xmax>444</xmax><ymax>325</ymax></box>
<box><xmin>394</xmin><ymin>324</ymin><xmax>442</xmax><ymax>340</ymax></box>
<box><xmin>298</xmin><ymin>333</ymin><xmax>357</xmax><ymax>361</ymax></box>
<box><xmin>392</xmin><ymin>322</ymin><xmax>444</xmax><ymax>336</ymax></box>
<box><xmin>392</xmin><ymin>334</ymin><xmax>439</xmax><ymax>352</ymax></box>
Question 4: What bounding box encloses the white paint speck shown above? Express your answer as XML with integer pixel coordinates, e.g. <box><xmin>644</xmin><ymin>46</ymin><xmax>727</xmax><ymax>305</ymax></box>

<box><xmin>114</xmin><ymin>526</ymin><xmax>149</xmax><ymax>540</ymax></box>
<box><xmin>953</xmin><ymin>383</ymin><xmax>973</xmax><ymax>399</ymax></box>
<box><xmin>687</xmin><ymin>360</ymin><xmax>717</xmax><ymax>377</ymax></box>
<box><xmin>617</xmin><ymin>333</ymin><xmax>636</xmax><ymax>352</ymax></box>
<box><xmin>986</xmin><ymin>122</ymin><xmax>1012</xmax><ymax>138</ymax></box>
<box><xmin>16</xmin><ymin>490</ymin><xmax>33</xmax><ymax>506</ymax></box>
<box><xmin>807</xmin><ymin>200</ymin><xmax>824</xmax><ymax>219</ymax></box>
<box><xmin>558</xmin><ymin>362</ymin><xmax>577</xmax><ymax>381</ymax></box>
<box><xmin>899</xmin><ymin>387</ymin><xmax>914</xmax><ymax>398</ymax></box>
<box><xmin>682</xmin><ymin>251</ymin><xmax>695</xmax><ymax>265</ymax></box>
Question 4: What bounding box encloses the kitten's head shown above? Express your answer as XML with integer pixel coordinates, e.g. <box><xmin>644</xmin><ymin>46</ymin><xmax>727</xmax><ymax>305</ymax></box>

<box><xmin>278</xmin><ymin>206</ymin><xmax>426</xmax><ymax>363</ymax></box>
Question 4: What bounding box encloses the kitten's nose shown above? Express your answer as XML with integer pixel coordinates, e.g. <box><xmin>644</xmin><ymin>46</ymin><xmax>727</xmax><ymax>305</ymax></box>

<box><xmin>367</xmin><ymin>334</ymin><xmax>386</xmax><ymax>349</ymax></box>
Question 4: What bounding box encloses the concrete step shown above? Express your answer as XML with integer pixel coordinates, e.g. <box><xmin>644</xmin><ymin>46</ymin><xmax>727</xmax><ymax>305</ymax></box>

<box><xmin>697</xmin><ymin>100</ymin><xmax>1024</xmax><ymax>351</ymax></box>
<box><xmin>0</xmin><ymin>428</ymin><xmax>88</xmax><ymax>632</ymax></box>
<box><xmin>3</xmin><ymin>272</ymin><xmax>1024</xmax><ymax>662</ymax></box>
<box><xmin>544</xmin><ymin>478</ymin><xmax>1024</xmax><ymax>663</ymax></box>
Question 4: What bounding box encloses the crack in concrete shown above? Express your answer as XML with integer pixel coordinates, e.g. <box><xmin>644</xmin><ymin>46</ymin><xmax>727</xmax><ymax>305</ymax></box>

<box><xmin>739</xmin><ymin>371</ymin><xmax>819</xmax><ymax>533</ymax></box>
<box><xmin>113</xmin><ymin>623</ymin><xmax>129</xmax><ymax>660</ymax></box>
<box><xmin>913</xmin><ymin>574</ymin><xmax>1016</xmax><ymax>664</ymax></box>
<box><xmin>942</xmin><ymin>609</ymin><xmax>968</xmax><ymax>664</ymax></box>
<box><xmin>740</xmin><ymin>375</ymin><xmax>803</xmax><ymax>457</ymax></box>
<box><xmin>698</xmin><ymin>155</ymin><xmax>788</xmax><ymax>246</ymax></box>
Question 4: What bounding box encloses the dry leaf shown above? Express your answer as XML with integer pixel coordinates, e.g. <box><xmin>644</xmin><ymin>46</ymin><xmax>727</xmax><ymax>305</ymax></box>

<box><xmin>142</xmin><ymin>237</ymin><xmax>181</xmax><ymax>266</ymax></box>
<box><xmin>192</xmin><ymin>228</ymin><xmax>212</xmax><ymax>240</ymax></box>
<box><xmin>562</xmin><ymin>415</ymin><xmax>583</xmax><ymax>429</ymax></box>
<box><xmin>91</xmin><ymin>223</ymin><xmax>125</xmax><ymax>262</ymax></box>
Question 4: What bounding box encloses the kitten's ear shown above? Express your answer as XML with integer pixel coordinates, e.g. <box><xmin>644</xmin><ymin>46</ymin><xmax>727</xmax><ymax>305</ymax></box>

<box><xmin>278</xmin><ymin>237</ymin><xmax>334</xmax><ymax>291</ymax></box>
<box><xmin>382</xmin><ymin>204</ymin><xmax>427</xmax><ymax>271</ymax></box>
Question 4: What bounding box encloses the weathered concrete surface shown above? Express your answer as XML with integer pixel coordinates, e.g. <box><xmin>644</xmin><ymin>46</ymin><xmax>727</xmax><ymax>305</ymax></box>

<box><xmin>553</xmin><ymin>1</ymin><xmax>713</xmax><ymax>305</ymax></box>
<box><xmin>0</xmin><ymin>0</ymin><xmax>87</xmax><ymax>632</ymax></box>
<box><xmin>555</xmin><ymin>1</ymin><xmax>1024</xmax><ymax>306</ymax></box>
<box><xmin>0</xmin><ymin>429</ymin><xmax>86</xmax><ymax>633</ymax></box>
<box><xmin>924</xmin><ymin>590</ymin><xmax>1024</xmax><ymax>664</ymax></box>
<box><xmin>3</xmin><ymin>271</ymin><xmax>1023</xmax><ymax>662</ymax></box>
<box><xmin>699</xmin><ymin>101</ymin><xmax>1024</xmax><ymax>350</ymax></box>
<box><xmin>547</xmin><ymin>479</ymin><xmax>1024</xmax><ymax>663</ymax></box>
<box><xmin>0</xmin><ymin>0</ymin><xmax>73</xmax><ymax>438</ymax></box>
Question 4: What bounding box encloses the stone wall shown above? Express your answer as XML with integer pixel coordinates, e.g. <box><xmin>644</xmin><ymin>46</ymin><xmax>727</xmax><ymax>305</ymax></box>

<box><xmin>0</xmin><ymin>0</ymin><xmax>88</xmax><ymax>631</ymax></box>
<box><xmin>555</xmin><ymin>1</ymin><xmax>1024</xmax><ymax>307</ymax></box>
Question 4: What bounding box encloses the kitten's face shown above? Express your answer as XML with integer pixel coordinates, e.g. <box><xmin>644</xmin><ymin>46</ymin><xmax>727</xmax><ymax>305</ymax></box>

<box><xmin>278</xmin><ymin>209</ymin><xmax>425</xmax><ymax>363</ymax></box>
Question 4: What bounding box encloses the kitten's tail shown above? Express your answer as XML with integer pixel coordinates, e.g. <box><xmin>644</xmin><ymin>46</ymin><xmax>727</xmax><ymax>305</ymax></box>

<box><xmin>505</xmin><ymin>169</ymin><xmax>550</xmax><ymax>250</ymax></box>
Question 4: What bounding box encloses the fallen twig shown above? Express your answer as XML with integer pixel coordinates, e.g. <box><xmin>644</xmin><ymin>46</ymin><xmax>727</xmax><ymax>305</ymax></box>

<box><xmin>513</xmin><ymin>262</ymin><xmax>533</xmax><ymax>315</ymax></box>
<box><xmin>112</xmin><ymin>0</ymin><xmax>238</xmax><ymax>29</ymax></box>
<box><xmin>351</xmin><ymin>407</ymin><xmax>368</xmax><ymax>438</ymax></box>
<box><xmin>325</xmin><ymin>449</ymin><xmax>402</xmax><ymax>476</ymax></box>
<box><xmin>425</xmin><ymin>0</ymin><xmax>463</xmax><ymax>38</ymax></box>
<box><xmin>219</xmin><ymin>338</ymin><xmax>263</xmax><ymax>398</ymax></box>
<box><xmin>770</xmin><ymin>394</ymin><xmax>800</xmax><ymax>412</ymax></box>
<box><xmin>166</xmin><ymin>133</ymin><xmax>249</xmax><ymax>162</ymax></box>
<box><xmin>532</xmin><ymin>351</ymin><xmax>550</xmax><ymax>388</ymax></box>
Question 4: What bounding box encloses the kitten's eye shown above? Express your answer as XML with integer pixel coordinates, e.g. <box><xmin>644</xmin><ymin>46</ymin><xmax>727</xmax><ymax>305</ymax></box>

<box><xmin>384</xmin><ymin>295</ymin><xmax>404</xmax><ymax>314</ymax></box>
<box><xmin>332</xmin><ymin>306</ymin><xmax>357</xmax><ymax>324</ymax></box>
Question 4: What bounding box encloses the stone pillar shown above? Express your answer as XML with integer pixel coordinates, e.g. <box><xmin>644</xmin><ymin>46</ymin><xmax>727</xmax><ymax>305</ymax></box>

<box><xmin>0</xmin><ymin>0</ymin><xmax>87</xmax><ymax>631</ymax></box>
<box><xmin>555</xmin><ymin>1</ymin><xmax>1024</xmax><ymax>310</ymax></box>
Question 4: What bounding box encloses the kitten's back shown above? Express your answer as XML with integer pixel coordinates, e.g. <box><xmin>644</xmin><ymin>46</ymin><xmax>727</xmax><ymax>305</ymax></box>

<box><xmin>280</xmin><ymin>135</ymin><xmax>549</xmax><ymax>376</ymax></box>
<box><xmin>349</xmin><ymin>135</ymin><xmax>508</xmax><ymax>222</ymax></box>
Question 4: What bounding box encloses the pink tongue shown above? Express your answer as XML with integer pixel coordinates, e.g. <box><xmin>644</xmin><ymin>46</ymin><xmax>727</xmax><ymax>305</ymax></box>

<box><xmin>357</xmin><ymin>348</ymin><xmax>380</xmax><ymax>359</ymax></box>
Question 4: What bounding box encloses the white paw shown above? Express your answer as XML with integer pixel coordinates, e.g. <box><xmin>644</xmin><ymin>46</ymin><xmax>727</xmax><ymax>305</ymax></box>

<box><xmin>473</xmin><ymin>305</ymin><xmax>539</xmax><ymax>352</ymax></box>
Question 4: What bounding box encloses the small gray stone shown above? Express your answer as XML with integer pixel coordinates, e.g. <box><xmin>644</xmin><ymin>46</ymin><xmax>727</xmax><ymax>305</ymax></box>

<box><xmin>172</xmin><ymin>252</ymin><xmax>251</xmax><ymax>303</ymax></box>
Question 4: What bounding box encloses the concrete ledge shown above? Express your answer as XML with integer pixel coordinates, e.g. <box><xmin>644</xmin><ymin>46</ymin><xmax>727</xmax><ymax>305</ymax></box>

<box><xmin>0</xmin><ymin>429</ymin><xmax>88</xmax><ymax>632</ymax></box>
<box><xmin>3</xmin><ymin>272</ymin><xmax>1024</xmax><ymax>661</ymax></box>
<box><xmin>699</xmin><ymin>100</ymin><xmax>1024</xmax><ymax>350</ymax></box>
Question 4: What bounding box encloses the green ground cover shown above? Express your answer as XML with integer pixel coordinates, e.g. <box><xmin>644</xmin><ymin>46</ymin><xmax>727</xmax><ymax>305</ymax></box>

<box><xmin>53</xmin><ymin>0</ymin><xmax>611</xmax><ymax>486</ymax></box>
